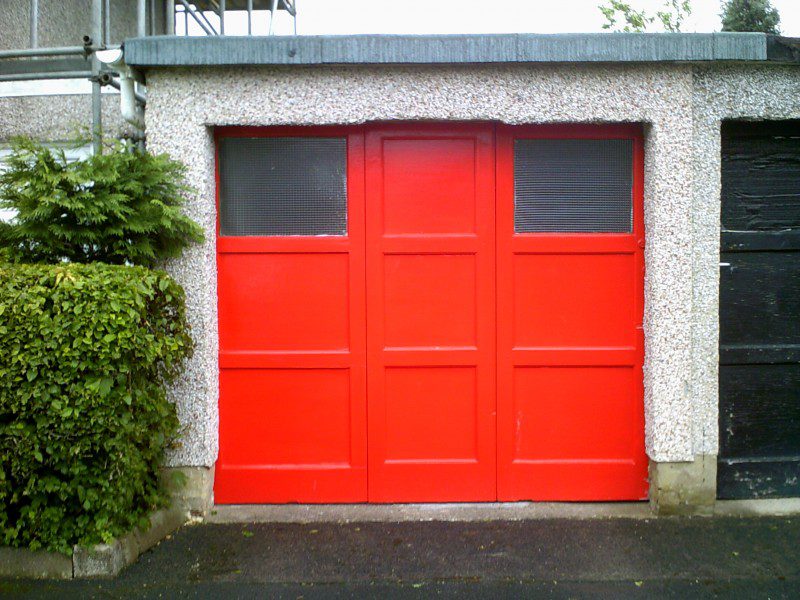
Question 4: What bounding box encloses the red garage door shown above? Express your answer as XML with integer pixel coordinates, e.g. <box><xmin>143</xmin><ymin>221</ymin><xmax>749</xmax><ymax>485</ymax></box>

<box><xmin>214</xmin><ymin>123</ymin><xmax>647</xmax><ymax>503</ymax></box>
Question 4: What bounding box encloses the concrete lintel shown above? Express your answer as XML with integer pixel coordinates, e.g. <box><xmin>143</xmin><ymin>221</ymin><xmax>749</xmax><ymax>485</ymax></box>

<box><xmin>649</xmin><ymin>455</ymin><xmax>717</xmax><ymax>515</ymax></box>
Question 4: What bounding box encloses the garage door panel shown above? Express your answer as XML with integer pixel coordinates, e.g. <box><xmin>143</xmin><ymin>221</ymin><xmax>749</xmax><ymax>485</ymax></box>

<box><xmin>717</xmin><ymin>460</ymin><xmax>800</xmax><ymax>500</ymax></box>
<box><xmin>512</xmin><ymin>252</ymin><xmax>637</xmax><ymax>347</ymax></box>
<box><xmin>214</xmin><ymin>129</ymin><xmax>367</xmax><ymax>503</ymax></box>
<box><xmin>218</xmin><ymin>252</ymin><xmax>351</xmax><ymax>352</ymax></box>
<box><xmin>218</xmin><ymin>368</ymin><xmax>353</xmax><ymax>466</ymax></box>
<box><xmin>382</xmin><ymin>138</ymin><xmax>477</xmax><ymax>234</ymax></box>
<box><xmin>719</xmin><ymin>364</ymin><xmax>800</xmax><ymax>459</ymax></box>
<box><xmin>366</xmin><ymin>125</ymin><xmax>496</xmax><ymax>502</ymax></box>
<box><xmin>497</xmin><ymin>125</ymin><xmax>647</xmax><ymax>501</ymax></box>
<box><xmin>384</xmin><ymin>366</ymin><xmax>478</xmax><ymax>462</ymax></box>
<box><xmin>511</xmin><ymin>366</ymin><xmax>642</xmax><ymax>462</ymax></box>
<box><xmin>216</xmin><ymin>124</ymin><xmax>648</xmax><ymax>504</ymax></box>
<box><xmin>721</xmin><ymin>122</ymin><xmax>800</xmax><ymax>232</ymax></box>
<box><xmin>383</xmin><ymin>254</ymin><xmax>477</xmax><ymax>348</ymax></box>
<box><xmin>503</xmin><ymin>461</ymin><xmax>648</xmax><ymax>502</ymax></box>
<box><xmin>719</xmin><ymin>251</ymin><xmax>800</xmax><ymax>347</ymax></box>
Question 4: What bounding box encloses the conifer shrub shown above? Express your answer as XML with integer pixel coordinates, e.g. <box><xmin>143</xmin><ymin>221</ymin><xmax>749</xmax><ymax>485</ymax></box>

<box><xmin>0</xmin><ymin>137</ymin><xmax>203</xmax><ymax>267</ymax></box>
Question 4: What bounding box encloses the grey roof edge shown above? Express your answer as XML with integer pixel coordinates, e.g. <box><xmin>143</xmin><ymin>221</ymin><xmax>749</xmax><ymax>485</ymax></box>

<box><xmin>123</xmin><ymin>32</ymin><xmax>800</xmax><ymax>68</ymax></box>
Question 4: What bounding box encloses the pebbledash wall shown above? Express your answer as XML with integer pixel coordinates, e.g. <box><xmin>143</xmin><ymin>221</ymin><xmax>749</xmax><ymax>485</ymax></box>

<box><xmin>124</xmin><ymin>33</ymin><xmax>800</xmax><ymax>513</ymax></box>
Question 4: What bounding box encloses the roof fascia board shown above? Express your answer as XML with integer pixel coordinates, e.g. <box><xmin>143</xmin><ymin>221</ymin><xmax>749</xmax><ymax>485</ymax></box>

<box><xmin>124</xmin><ymin>32</ymin><xmax>779</xmax><ymax>67</ymax></box>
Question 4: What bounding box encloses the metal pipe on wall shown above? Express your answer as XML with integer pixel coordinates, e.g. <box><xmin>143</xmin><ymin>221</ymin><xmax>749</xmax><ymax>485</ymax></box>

<box><xmin>247</xmin><ymin>0</ymin><xmax>252</xmax><ymax>35</ymax></box>
<box><xmin>95</xmin><ymin>48</ymin><xmax>145</xmax><ymax>131</ymax></box>
<box><xmin>220</xmin><ymin>0</ymin><xmax>225</xmax><ymax>35</ymax></box>
<box><xmin>103</xmin><ymin>75</ymin><xmax>147</xmax><ymax>105</ymax></box>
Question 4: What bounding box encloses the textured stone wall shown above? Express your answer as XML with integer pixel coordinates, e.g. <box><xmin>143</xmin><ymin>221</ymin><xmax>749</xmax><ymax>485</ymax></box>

<box><xmin>144</xmin><ymin>62</ymin><xmax>703</xmax><ymax>467</ymax></box>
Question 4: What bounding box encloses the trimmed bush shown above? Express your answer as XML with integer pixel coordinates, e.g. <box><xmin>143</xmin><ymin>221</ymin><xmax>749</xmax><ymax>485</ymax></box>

<box><xmin>0</xmin><ymin>263</ymin><xmax>192</xmax><ymax>554</ymax></box>
<box><xmin>0</xmin><ymin>137</ymin><xmax>204</xmax><ymax>267</ymax></box>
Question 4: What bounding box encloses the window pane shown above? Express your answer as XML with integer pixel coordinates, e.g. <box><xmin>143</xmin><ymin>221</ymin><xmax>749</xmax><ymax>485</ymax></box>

<box><xmin>514</xmin><ymin>138</ymin><xmax>633</xmax><ymax>233</ymax></box>
<box><xmin>218</xmin><ymin>137</ymin><xmax>347</xmax><ymax>236</ymax></box>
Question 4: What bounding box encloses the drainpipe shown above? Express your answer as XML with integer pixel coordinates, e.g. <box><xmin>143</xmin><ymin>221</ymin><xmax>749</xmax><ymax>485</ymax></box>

<box><xmin>95</xmin><ymin>47</ymin><xmax>145</xmax><ymax>130</ymax></box>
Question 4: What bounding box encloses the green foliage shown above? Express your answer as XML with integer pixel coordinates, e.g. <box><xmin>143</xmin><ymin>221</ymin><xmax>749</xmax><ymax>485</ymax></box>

<box><xmin>721</xmin><ymin>0</ymin><xmax>780</xmax><ymax>34</ymax></box>
<box><xmin>599</xmin><ymin>0</ymin><xmax>691</xmax><ymax>32</ymax></box>
<box><xmin>0</xmin><ymin>263</ymin><xmax>193</xmax><ymax>554</ymax></box>
<box><xmin>0</xmin><ymin>137</ymin><xmax>203</xmax><ymax>268</ymax></box>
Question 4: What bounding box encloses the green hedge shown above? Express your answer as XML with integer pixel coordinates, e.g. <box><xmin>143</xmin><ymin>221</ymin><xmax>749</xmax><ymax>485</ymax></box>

<box><xmin>0</xmin><ymin>263</ymin><xmax>193</xmax><ymax>554</ymax></box>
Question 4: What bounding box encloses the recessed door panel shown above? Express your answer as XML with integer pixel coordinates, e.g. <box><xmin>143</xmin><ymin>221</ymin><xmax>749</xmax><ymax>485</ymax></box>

<box><xmin>217</xmin><ymin>252</ymin><xmax>350</xmax><ymax>352</ymax></box>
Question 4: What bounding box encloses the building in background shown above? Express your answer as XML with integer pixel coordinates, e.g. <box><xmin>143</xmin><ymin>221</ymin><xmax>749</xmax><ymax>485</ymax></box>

<box><xmin>0</xmin><ymin>0</ymin><xmax>295</xmax><ymax>151</ymax></box>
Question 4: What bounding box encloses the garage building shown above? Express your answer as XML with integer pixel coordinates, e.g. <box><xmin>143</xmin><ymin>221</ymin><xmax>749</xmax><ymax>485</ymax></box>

<box><xmin>120</xmin><ymin>32</ymin><xmax>800</xmax><ymax>513</ymax></box>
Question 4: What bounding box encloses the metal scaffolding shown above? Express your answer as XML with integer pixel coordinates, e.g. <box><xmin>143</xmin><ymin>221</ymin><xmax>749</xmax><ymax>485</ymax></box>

<box><xmin>0</xmin><ymin>0</ymin><xmax>298</xmax><ymax>152</ymax></box>
<box><xmin>176</xmin><ymin>1</ymin><xmax>297</xmax><ymax>36</ymax></box>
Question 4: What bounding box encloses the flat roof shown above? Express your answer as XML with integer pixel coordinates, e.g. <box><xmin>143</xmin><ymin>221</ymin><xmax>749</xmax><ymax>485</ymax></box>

<box><xmin>124</xmin><ymin>33</ymin><xmax>800</xmax><ymax>67</ymax></box>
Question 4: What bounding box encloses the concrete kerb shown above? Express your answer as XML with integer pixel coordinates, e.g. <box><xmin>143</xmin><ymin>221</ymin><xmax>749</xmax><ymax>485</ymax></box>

<box><xmin>0</xmin><ymin>506</ymin><xmax>188</xmax><ymax>580</ymax></box>
<box><xmin>0</xmin><ymin>547</ymin><xmax>73</xmax><ymax>580</ymax></box>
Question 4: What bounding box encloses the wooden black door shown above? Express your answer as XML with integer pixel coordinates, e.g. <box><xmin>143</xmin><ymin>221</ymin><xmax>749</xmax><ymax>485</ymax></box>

<box><xmin>718</xmin><ymin>121</ymin><xmax>800</xmax><ymax>499</ymax></box>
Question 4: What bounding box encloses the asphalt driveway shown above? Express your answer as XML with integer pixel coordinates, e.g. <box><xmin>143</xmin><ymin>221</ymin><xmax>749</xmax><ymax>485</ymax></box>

<box><xmin>2</xmin><ymin>516</ymin><xmax>799</xmax><ymax>598</ymax></box>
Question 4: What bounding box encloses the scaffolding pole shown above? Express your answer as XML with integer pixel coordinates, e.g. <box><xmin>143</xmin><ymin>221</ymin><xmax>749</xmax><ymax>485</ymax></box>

<box><xmin>0</xmin><ymin>71</ymin><xmax>93</xmax><ymax>82</ymax></box>
<box><xmin>137</xmin><ymin>0</ymin><xmax>147</xmax><ymax>38</ymax></box>
<box><xmin>29</xmin><ymin>0</ymin><xmax>39</xmax><ymax>48</ymax></box>
<box><xmin>166</xmin><ymin>0</ymin><xmax>176</xmax><ymax>35</ymax></box>
<box><xmin>177</xmin><ymin>0</ymin><xmax>216</xmax><ymax>35</ymax></box>
<box><xmin>0</xmin><ymin>46</ymin><xmax>86</xmax><ymax>59</ymax></box>
<box><xmin>104</xmin><ymin>0</ymin><xmax>111</xmax><ymax>46</ymax></box>
<box><xmin>92</xmin><ymin>0</ymin><xmax>104</xmax><ymax>154</ymax></box>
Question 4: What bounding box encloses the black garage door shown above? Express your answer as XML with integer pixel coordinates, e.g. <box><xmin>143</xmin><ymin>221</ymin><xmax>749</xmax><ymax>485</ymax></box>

<box><xmin>718</xmin><ymin>120</ymin><xmax>800</xmax><ymax>499</ymax></box>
